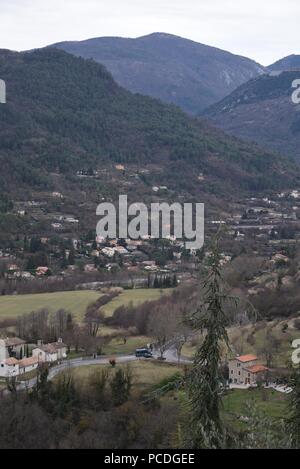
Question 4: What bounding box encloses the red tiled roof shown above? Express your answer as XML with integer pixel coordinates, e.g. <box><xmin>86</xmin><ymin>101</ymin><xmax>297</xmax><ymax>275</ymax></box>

<box><xmin>4</xmin><ymin>357</ymin><xmax>19</xmax><ymax>366</ymax></box>
<box><xmin>19</xmin><ymin>357</ymin><xmax>39</xmax><ymax>368</ymax></box>
<box><xmin>236</xmin><ymin>354</ymin><xmax>258</xmax><ymax>363</ymax></box>
<box><xmin>4</xmin><ymin>337</ymin><xmax>26</xmax><ymax>347</ymax></box>
<box><xmin>246</xmin><ymin>365</ymin><xmax>268</xmax><ymax>374</ymax></box>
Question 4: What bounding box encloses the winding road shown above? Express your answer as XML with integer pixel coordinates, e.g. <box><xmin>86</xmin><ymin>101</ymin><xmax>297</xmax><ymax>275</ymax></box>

<box><xmin>14</xmin><ymin>348</ymin><xmax>192</xmax><ymax>393</ymax></box>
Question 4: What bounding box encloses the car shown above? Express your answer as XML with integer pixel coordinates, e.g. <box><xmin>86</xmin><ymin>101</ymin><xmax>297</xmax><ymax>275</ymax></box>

<box><xmin>135</xmin><ymin>348</ymin><xmax>153</xmax><ymax>359</ymax></box>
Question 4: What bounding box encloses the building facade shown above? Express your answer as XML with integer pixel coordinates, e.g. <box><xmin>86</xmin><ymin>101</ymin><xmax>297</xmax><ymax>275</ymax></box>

<box><xmin>229</xmin><ymin>354</ymin><xmax>268</xmax><ymax>386</ymax></box>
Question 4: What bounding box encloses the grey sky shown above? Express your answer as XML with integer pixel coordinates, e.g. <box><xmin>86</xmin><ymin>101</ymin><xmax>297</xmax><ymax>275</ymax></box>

<box><xmin>0</xmin><ymin>0</ymin><xmax>299</xmax><ymax>65</ymax></box>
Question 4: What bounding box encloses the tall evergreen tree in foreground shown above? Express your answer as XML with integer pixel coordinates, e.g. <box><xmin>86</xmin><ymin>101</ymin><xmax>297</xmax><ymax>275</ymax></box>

<box><xmin>186</xmin><ymin>233</ymin><xmax>231</xmax><ymax>449</ymax></box>
<box><xmin>287</xmin><ymin>366</ymin><xmax>300</xmax><ymax>448</ymax></box>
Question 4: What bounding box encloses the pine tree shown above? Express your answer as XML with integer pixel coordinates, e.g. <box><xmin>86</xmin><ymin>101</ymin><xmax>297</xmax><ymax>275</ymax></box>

<box><xmin>186</xmin><ymin>234</ymin><xmax>231</xmax><ymax>449</ymax></box>
<box><xmin>68</xmin><ymin>248</ymin><xmax>75</xmax><ymax>265</ymax></box>
<box><xmin>287</xmin><ymin>366</ymin><xmax>300</xmax><ymax>448</ymax></box>
<box><xmin>172</xmin><ymin>274</ymin><xmax>178</xmax><ymax>287</ymax></box>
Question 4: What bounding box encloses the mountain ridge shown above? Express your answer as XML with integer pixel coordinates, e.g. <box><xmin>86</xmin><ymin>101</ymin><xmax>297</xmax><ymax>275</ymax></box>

<box><xmin>0</xmin><ymin>47</ymin><xmax>298</xmax><ymax>202</ymax></box>
<box><xmin>204</xmin><ymin>70</ymin><xmax>300</xmax><ymax>160</ymax></box>
<box><xmin>269</xmin><ymin>55</ymin><xmax>300</xmax><ymax>71</ymax></box>
<box><xmin>50</xmin><ymin>32</ymin><xmax>266</xmax><ymax>114</ymax></box>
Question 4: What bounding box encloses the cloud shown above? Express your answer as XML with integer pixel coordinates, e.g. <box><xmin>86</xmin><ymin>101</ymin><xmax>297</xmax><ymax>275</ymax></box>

<box><xmin>0</xmin><ymin>0</ymin><xmax>299</xmax><ymax>64</ymax></box>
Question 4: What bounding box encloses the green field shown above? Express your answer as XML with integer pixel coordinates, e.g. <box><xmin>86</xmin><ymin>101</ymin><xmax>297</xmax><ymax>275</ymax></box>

<box><xmin>62</xmin><ymin>360</ymin><xmax>183</xmax><ymax>394</ymax></box>
<box><xmin>0</xmin><ymin>290</ymin><xmax>102</xmax><ymax>321</ymax></box>
<box><xmin>223</xmin><ymin>388</ymin><xmax>288</xmax><ymax>420</ymax></box>
<box><xmin>103</xmin><ymin>335</ymin><xmax>151</xmax><ymax>355</ymax></box>
<box><xmin>222</xmin><ymin>388</ymin><xmax>288</xmax><ymax>432</ymax></box>
<box><xmin>101</xmin><ymin>288</ymin><xmax>173</xmax><ymax>317</ymax></box>
<box><xmin>0</xmin><ymin>288</ymin><xmax>172</xmax><ymax>322</ymax></box>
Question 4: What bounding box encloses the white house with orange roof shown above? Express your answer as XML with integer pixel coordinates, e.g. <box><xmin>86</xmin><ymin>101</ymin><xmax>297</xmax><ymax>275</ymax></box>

<box><xmin>0</xmin><ymin>357</ymin><xmax>20</xmax><ymax>378</ymax></box>
<box><xmin>18</xmin><ymin>357</ymin><xmax>39</xmax><ymax>375</ymax></box>
<box><xmin>32</xmin><ymin>338</ymin><xmax>67</xmax><ymax>363</ymax></box>
<box><xmin>229</xmin><ymin>354</ymin><xmax>268</xmax><ymax>386</ymax></box>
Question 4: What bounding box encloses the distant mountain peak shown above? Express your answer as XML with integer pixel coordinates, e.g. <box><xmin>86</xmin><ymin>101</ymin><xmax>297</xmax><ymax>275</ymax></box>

<box><xmin>50</xmin><ymin>33</ymin><xmax>266</xmax><ymax>114</ymax></box>
<box><xmin>0</xmin><ymin>46</ymin><xmax>296</xmax><ymax>197</ymax></box>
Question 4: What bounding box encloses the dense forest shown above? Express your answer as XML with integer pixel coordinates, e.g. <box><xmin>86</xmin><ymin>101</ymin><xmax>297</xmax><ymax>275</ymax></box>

<box><xmin>0</xmin><ymin>48</ymin><xmax>299</xmax><ymax>200</ymax></box>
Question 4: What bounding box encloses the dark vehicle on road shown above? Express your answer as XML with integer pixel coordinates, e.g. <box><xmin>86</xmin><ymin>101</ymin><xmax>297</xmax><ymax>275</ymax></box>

<box><xmin>135</xmin><ymin>348</ymin><xmax>153</xmax><ymax>358</ymax></box>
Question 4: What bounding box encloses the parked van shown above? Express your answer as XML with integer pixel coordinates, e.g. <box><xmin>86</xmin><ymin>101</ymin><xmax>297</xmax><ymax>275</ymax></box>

<box><xmin>135</xmin><ymin>348</ymin><xmax>153</xmax><ymax>359</ymax></box>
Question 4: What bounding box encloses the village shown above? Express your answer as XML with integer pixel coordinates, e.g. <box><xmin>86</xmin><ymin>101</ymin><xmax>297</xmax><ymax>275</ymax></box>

<box><xmin>0</xmin><ymin>336</ymin><xmax>67</xmax><ymax>378</ymax></box>
<box><xmin>1</xmin><ymin>176</ymin><xmax>300</xmax><ymax>293</ymax></box>
<box><xmin>0</xmin><ymin>328</ymin><xmax>293</xmax><ymax>399</ymax></box>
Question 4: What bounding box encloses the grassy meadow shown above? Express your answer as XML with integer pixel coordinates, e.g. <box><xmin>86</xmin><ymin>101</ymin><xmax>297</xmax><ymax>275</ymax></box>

<box><xmin>0</xmin><ymin>288</ymin><xmax>172</xmax><ymax>322</ymax></box>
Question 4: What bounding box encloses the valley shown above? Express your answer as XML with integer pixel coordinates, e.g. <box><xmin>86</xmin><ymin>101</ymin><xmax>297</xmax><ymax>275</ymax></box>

<box><xmin>1</xmin><ymin>17</ymin><xmax>300</xmax><ymax>450</ymax></box>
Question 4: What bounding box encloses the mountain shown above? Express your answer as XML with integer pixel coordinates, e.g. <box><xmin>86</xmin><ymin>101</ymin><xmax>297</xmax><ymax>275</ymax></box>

<box><xmin>269</xmin><ymin>55</ymin><xmax>300</xmax><ymax>71</ymax></box>
<box><xmin>51</xmin><ymin>33</ymin><xmax>266</xmax><ymax>114</ymax></box>
<box><xmin>0</xmin><ymin>47</ymin><xmax>298</xmax><ymax>205</ymax></box>
<box><xmin>204</xmin><ymin>71</ymin><xmax>300</xmax><ymax>160</ymax></box>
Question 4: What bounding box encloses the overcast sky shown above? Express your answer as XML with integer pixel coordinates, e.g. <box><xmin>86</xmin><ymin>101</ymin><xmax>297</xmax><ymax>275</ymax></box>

<box><xmin>0</xmin><ymin>0</ymin><xmax>299</xmax><ymax>65</ymax></box>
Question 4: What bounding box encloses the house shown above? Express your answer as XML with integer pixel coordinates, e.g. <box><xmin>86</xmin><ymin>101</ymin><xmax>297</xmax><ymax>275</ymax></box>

<box><xmin>0</xmin><ymin>337</ymin><xmax>26</xmax><ymax>362</ymax></box>
<box><xmin>65</xmin><ymin>217</ymin><xmax>79</xmax><ymax>224</ymax></box>
<box><xmin>0</xmin><ymin>337</ymin><xmax>41</xmax><ymax>377</ymax></box>
<box><xmin>101</xmin><ymin>247</ymin><xmax>115</xmax><ymax>258</ymax></box>
<box><xmin>270</xmin><ymin>253</ymin><xmax>289</xmax><ymax>265</ymax></box>
<box><xmin>0</xmin><ymin>357</ymin><xmax>20</xmax><ymax>378</ymax></box>
<box><xmin>229</xmin><ymin>354</ymin><xmax>268</xmax><ymax>386</ymax></box>
<box><xmin>32</xmin><ymin>344</ymin><xmax>57</xmax><ymax>363</ymax></box>
<box><xmin>32</xmin><ymin>339</ymin><xmax>67</xmax><ymax>363</ymax></box>
<box><xmin>18</xmin><ymin>356</ymin><xmax>39</xmax><ymax>375</ymax></box>
<box><xmin>52</xmin><ymin>192</ymin><xmax>63</xmax><ymax>199</ymax></box>
<box><xmin>18</xmin><ymin>271</ymin><xmax>34</xmax><ymax>280</ymax></box>
<box><xmin>51</xmin><ymin>223</ymin><xmax>63</xmax><ymax>230</ymax></box>
<box><xmin>36</xmin><ymin>266</ymin><xmax>50</xmax><ymax>276</ymax></box>
<box><xmin>84</xmin><ymin>264</ymin><xmax>98</xmax><ymax>273</ymax></box>
<box><xmin>0</xmin><ymin>336</ymin><xmax>67</xmax><ymax>377</ymax></box>
<box><xmin>7</xmin><ymin>264</ymin><xmax>19</xmax><ymax>272</ymax></box>
<box><xmin>54</xmin><ymin>339</ymin><xmax>68</xmax><ymax>360</ymax></box>
<box><xmin>114</xmin><ymin>246</ymin><xmax>128</xmax><ymax>255</ymax></box>
<box><xmin>96</xmin><ymin>235</ymin><xmax>106</xmax><ymax>244</ymax></box>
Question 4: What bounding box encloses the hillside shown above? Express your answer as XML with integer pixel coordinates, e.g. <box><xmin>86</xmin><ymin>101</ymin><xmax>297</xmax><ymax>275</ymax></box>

<box><xmin>204</xmin><ymin>71</ymin><xmax>300</xmax><ymax>160</ymax></box>
<box><xmin>269</xmin><ymin>55</ymin><xmax>300</xmax><ymax>71</ymax></box>
<box><xmin>52</xmin><ymin>33</ymin><xmax>266</xmax><ymax>114</ymax></box>
<box><xmin>0</xmin><ymin>47</ymin><xmax>298</xmax><ymax>204</ymax></box>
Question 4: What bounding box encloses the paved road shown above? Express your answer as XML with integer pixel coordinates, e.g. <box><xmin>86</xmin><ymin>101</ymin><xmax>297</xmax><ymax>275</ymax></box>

<box><xmin>15</xmin><ymin>350</ymin><xmax>192</xmax><ymax>392</ymax></box>
<box><xmin>16</xmin><ymin>354</ymin><xmax>138</xmax><ymax>391</ymax></box>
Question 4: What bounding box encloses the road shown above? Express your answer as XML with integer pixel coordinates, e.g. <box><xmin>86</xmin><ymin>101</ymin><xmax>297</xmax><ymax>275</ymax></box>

<box><xmin>15</xmin><ymin>349</ymin><xmax>192</xmax><ymax>393</ymax></box>
<box><xmin>16</xmin><ymin>354</ymin><xmax>137</xmax><ymax>392</ymax></box>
